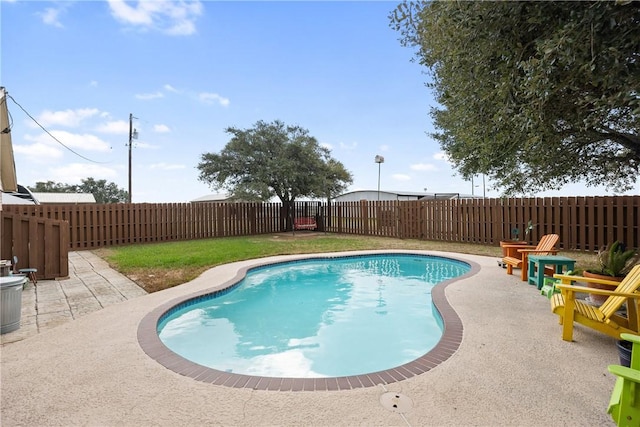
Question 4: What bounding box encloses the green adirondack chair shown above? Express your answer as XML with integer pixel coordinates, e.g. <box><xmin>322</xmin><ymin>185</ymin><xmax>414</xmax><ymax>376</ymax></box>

<box><xmin>608</xmin><ymin>333</ymin><xmax>640</xmax><ymax>426</ymax></box>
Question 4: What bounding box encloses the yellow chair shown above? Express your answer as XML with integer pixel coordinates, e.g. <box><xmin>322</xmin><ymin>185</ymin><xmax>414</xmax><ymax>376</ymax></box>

<box><xmin>551</xmin><ymin>265</ymin><xmax>640</xmax><ymax>342</ymax></box>
<box><xmin>608</xmin><ymin>333</ymin><xmax>640</xmax><ymax>426</ymax></box>
<box><xmin>502</xmin><ymin>233</ymin><xmax>559</xmax><ymax>281</ymax></box>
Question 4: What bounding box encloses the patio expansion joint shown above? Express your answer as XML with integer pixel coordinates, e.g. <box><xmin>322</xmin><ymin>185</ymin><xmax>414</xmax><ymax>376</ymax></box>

<box><xmin>33</xmin><ymin>284</ymin><xmax>41</xmax><ymax>334</ymax></box>
<box><xmin>68</xmin><ymin>275</ymin><xmax>113</xmax><ymax>312</ymax></box>
<box><xmin>241</xmin><ymin>389</ymin><xmax>256</xmax><ymax>422</ymax></box>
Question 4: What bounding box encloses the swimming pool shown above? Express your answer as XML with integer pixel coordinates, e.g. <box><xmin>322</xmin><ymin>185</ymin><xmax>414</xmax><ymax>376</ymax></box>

<box><xmin>138</xmin><ymin>252</ymin><xmax>478</xmax><ymax>391</ymax></box>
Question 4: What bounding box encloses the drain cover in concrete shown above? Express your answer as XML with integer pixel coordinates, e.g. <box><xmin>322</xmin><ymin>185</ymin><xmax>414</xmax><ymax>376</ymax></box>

<box><xmin>380</xmin><ymin>392</ymin><xmax>413</xmax><ymax>413</ymax></box>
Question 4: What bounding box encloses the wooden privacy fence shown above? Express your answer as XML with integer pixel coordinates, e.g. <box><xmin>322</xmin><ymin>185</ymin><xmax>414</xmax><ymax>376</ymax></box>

<box><xmin>4</xmin><ymin>202</ymin><xmax>286</xmax><ymax>250</ymax></box>
<box><xmin>3</xmin><ymin>196</ymin><xmax>639</xmax><ymax>253</ymax></box>
<box><xmin>0</xmin><ymin>212</ymin><xmax>69</xmax><ymax>280</ymax></box>
<box><xmin>324</xmin><ymin>196</ymin><xmax>639</xmax><ymax>251</ymax></box>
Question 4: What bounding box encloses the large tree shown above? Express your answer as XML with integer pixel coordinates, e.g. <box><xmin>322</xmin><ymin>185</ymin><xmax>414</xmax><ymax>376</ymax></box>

<box><xmin>390</xmin><ymin>1</ymin><xmax>639</xmax><ymax>194</ymax></box>
<box><xmin>197</xmin><ymin>120</ymin><xmax>352</xmax><ymax>204</ymax></box>
<box><xmin>29</xmin><ymin>178</ymin><xmax>128</xmax><ymax>203</ymax></box>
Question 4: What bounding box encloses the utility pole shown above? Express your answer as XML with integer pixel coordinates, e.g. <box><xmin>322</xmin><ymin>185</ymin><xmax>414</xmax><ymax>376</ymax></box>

<box><xmin>127</xmin><ymin>113</ymin><xmax>138</xmax><ymax>203</ymax></box>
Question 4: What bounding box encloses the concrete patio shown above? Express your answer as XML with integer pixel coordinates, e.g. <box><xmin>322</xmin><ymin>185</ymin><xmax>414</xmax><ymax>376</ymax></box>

<box><xmin>1</xmin><ymin>251</ymin><xmax>147</xmax><ymax>345</ymax></box>
<box><xmin>1</xmin><ymin>250</ymin><xmax>618</xmax><ymax>426</ymax></box>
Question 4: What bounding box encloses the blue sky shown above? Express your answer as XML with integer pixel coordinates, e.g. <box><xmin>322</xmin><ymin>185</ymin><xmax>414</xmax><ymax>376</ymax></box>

<box><xmin>2</xmin><ymin>0</ymin><xmax>637</xmax><ymax>203</ymax></box>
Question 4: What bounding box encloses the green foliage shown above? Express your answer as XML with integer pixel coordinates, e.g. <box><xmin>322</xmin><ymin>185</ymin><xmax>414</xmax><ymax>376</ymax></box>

<box><xmin>105</xmin><ymin>235</ymin><xmax>516</xmax><ymax>273</ymax></box>
<box><xmin>508</xmin><ymin>220</ymin><xmax>534</xmax><ymax>240</ymax></box>
<box><xmin>197</xmin><ymin>120</ymin><xmax>352</xmax><ymax>204</ymax></box>
<box><xmin>592</xmin><ymin>241</ymin><xmax>640</xmax><ymax>277</ymax></box>
<box><xmin>102</xmin><ymin>235</ymin><xmax>597</xmax><ymax>292</ymax></box>
<box><xmin>28</xmin><ymin>178</ymin><xmax>128</xmax><ymax>203</ymax></box>
<box><xmin>29</xmin><ymin>181</ymin><xmax>70</xmax><ymax>193</ymax></box>
<box><xmin>510</xmin><ymin>227</ymin><xmax>520</xmax><ymax>240</ymax></box>
<box><xmin>77</xmin><ymin>178</ymin><xmax>128</xmax><ymax>203</ymax></box>
<box><xmin>525</xmin><ymin>220</ymin><xmax>535</xmax><ymax>238</ymax></box>
<box><xmin>390</xmin><ymin>1</ymin><xmax>640</xmax><ymax>194</ymax></box>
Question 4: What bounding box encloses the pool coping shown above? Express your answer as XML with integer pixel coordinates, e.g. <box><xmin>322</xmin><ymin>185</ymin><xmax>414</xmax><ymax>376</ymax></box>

<box><xmin>137</xmin><ymin>251</ymin><xmax>481</xmax><ymax>391</ymax></box>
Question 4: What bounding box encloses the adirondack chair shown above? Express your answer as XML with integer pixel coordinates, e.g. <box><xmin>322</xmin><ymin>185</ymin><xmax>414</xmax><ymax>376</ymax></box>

<box><xmin>12</xmin><ymin>255</ymin><xmax>38</xmax><ymax>285</ymax></box>
<box><xmin>608</xmin><ymin>333</ymin><xmax>640</xmax><ymax>426</ymax></box>
<box><xmin>502</xmin><ymin>233</ymin><xmax>559</xmax><ymax>281</ymax></box>
<box><xmin>550</xmin><ymin>265</ymin><xmax>640</xmax><ymax>342</ymax></box>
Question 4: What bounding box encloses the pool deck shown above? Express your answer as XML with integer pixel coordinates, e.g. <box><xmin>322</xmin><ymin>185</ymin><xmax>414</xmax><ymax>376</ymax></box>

<box><xmin>1</xmin><ymin>250</ymin><xmax>617</xmax><ymax>426</ymax></box>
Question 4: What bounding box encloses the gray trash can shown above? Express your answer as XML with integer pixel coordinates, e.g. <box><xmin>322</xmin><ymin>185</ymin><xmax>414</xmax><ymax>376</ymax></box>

<box><xmin>1</xmin><ymin>275</ymin><xmax>26</xmax><ymax>334</ymax></box>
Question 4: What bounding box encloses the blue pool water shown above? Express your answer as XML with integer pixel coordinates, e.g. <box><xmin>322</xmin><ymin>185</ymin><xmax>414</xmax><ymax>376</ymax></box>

<box><xmin>158</xmin><ymin>254</ymin><xmax>469</xmax><ymax>378</ymax></box>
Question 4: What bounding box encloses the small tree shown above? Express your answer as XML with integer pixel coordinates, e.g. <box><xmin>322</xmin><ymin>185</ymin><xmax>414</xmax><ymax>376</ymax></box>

<box><xmin>197</xmin><ymin>120</ymin><xmax>352</xmax><ymax>206</ymax></box>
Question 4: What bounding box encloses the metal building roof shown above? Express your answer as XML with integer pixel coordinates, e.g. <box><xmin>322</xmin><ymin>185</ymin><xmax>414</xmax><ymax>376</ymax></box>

<box><xmin>31</xmin><ymin>192</ymin><xmax>96</xmax><ymax>204</ymax></box>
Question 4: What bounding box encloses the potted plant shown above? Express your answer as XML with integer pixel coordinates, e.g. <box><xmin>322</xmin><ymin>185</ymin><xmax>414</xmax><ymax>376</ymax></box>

<box><xmin>583</xmin><ymin>241</ymin><xmax>640</xmax><ymax>304</ymax></box>
<box><xmin>499</xmin><ymin>221</ymin><xmax>534</xmax><ymax>256</ymax></box>
<box><xmin>618</xmin><ymin>339</ymin><xmax>633</xmax><ymax>368</ymax></box>
<box><xmin>582</xmin><ymin>242</ymin><xmax>640</xmax><ymax>364</ymax></box>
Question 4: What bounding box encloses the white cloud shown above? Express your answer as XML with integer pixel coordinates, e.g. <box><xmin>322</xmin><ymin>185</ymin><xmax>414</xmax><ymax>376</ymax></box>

<box><xmin>141</xmin><ymin>84</ymin><xmax>228</xmax><ymax>108</ymax></box>
<box><xmin>135</xmin><ymin>91</ymin><xmax>164</xmax><ymax>100</ymax></box>
<box><xmin>39</xmin><ymin>6</ymin><xmax>64</xmax><ymax>28</ymax></box>
<box><xmin>107</xmin><ymin>0</ymin><xmax>203</xmax><ymax>36</ymax></box>
<box><xmin>392</xmin><ymin>174</ymin><xmax>411</xmax><ymax>181</ymax></box>
<box><xmin>166</xmin><ymin>19</ymin><xmax>196</xmax><ymax>36</ymax></box>
<box><xmin>410</xmin><ymin>163</ymin><xmax>438</xmax><ymax>171</ymax></box>
<box><xmin>134</xmin><ymin>141</ymin><xmax>159</xmax><ymax>149</ymax></box>
<box><xmin>35</xmin><ymin>108</ymin><xmax>100</xmax><ymax>128</ymax></box>
<box><xmin>320</xmin><ymin>142</ymin><xmax>333</xmax><ymax>151</ymax></box>
<box><xmin>89</xmin><ymin>80</ymin><xmax>98</xmax><ymax>87</ymax></box>
<box><xmin>14</xmin><ymin>142</ymin><xmax>63</xmax><ymax>162</ymax></box>
<box><xmin>198</xmin><ymin>92</ymin><xmax>230</xmax><ymax>107</ymax></box>
<box><xmin>379</xmin><ymin>144</ymin><xmax>390</xmax><ymax>152</ymax></box>
<box><xmin>25</xmin><ymin>131</ymin><xmax>111</xmax><ymax>152</ymax></box>
<box><xmin>107</xmin><ymin>0</ymin><xmax>153</xmax><ymax>25</ymax></box>
<box><xmin>49</xmin><ymin>163</ymin><xmax>118</xmax><ymax>184</ymax></box>
<box><xmin>153</xmin><ymin>124</ymin><xmax>170</xmax><ymax>133</ymax></box>
<box><xmin>433</xmin><ymin>151</ymin><xmax>450</xmax><ymax>162</ymax></box>
<box><xmin>149</xmin><ymin>162</ymin><xmax>185</xmax><ymax>170</ymax></box>
<box><xmin>95</xmin><ymin>120</ymin><xmax>129</xmax><ymax>134</ymax></box>
<box><xmin>339</xmin><ymin>141</ymin><xmax>358</xmax><ymax>150</ymax></box>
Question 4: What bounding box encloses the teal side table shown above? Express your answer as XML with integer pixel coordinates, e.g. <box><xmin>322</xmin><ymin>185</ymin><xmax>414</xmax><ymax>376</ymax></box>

<box><xmin>527</xmin><ymin>255</ymin><xmax>576</xmax><ymax>290</ymax></box>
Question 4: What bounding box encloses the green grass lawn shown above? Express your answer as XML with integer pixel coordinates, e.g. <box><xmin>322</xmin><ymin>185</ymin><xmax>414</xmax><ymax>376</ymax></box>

<box><xmin>96</xmin><ymin>233</ymin><xmax>597</xmax><ymax>293</ymax></box>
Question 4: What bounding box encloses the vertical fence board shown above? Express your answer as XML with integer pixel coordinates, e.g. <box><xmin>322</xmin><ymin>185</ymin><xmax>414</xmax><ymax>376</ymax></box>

<box><xmin>586</xmin><ymin>197</ymin><xmax>595</xmax><ymax>251</ymax></box>
<box><xmin>631</xmin><ymin>196</ymin><xmax>639</xmax><ymax>249</ymax></box>
<box><xmin>596</xmin><ymin>197</ymin><xmax>605</xmax><ymax>250</ymax></box>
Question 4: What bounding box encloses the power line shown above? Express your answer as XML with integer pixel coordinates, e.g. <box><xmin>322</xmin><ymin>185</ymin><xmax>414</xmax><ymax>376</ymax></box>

<box><xmin>6</xmin><ymin>92</ymin><xmax>109</xmax><ymax>164</ymax></box>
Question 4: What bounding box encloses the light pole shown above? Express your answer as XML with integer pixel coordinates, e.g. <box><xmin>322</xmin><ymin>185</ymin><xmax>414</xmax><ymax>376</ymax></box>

<box><xmin>375</xmin><ymin>155</ymin><xmax>384</xmax><ymax>201</ymax></box>
<box><xmin>127</xmin><ymin>113</ymin><xmax>138</xmax><ymax>203</ymax></box>
<box><xmin>482</xmin><ymin>174</ymin><xmax>486</xmax><ymax>199</ymax></box>
<box><xmin>471</xmin><ymin>175</ymin><xmax>480</xmax><ymax>197</ymax></box>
